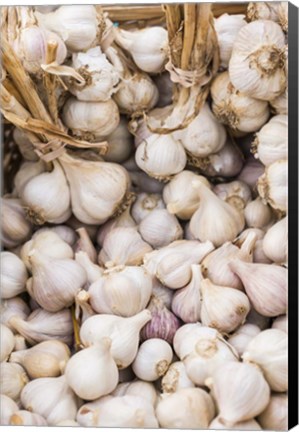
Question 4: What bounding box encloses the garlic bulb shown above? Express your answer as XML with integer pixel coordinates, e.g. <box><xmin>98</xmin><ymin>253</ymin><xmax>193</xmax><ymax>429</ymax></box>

<box><xmin>97</xmin><ymin>206</ymin><xmax>136</xmax><ymax>246</ymax></box>
<box><xmin>103</xmin><ymin>117</ymin><xmax>133</xmax><ymax>163</ymax></box>
<box><xmin>211</xmin><ymin>72</ymin><xmax>270</xmax><ymax>133</ymax></box>
<box><xmin>88</xmin><ymin>266</ymin><xmax>152</xmax><ymax>317</ymax></box>
<box><xmin>244</xmin><ymin>198</ymin><xmax>273</xmax><ymax>229</ymax></box>
<box><xmin>156</xmin><ymin>388</ymin><xmax>215</xmax><ymax>429</ymax></box>
<box><xmin>0</xmin><ymin>297</ymin><xmax>30</xmax><ymax>331</ymax></box>
<box><xmin>14</xmin><ymin>26</ymin><xmax>67</xmax><ymax>73</ymax></box>
<box><xmin>0</xmin><ymin>362</ymin><xmax>29</xmax><ymax>401</ymax></box>
<box><xmin>229</xmin><ymin>260</ymin><xmax>287</xmax><ymax>317</ymax></box>
<box><xmin>9</xmin><ymin>410</ymin><xmax>48</xmax><ymax>426</ymax></box>
<box><xmin>253</xmin><ymin>115</ymin><xmax>288</xmax><ymax>166</ymax></box>
<box><xmin>36</xmin><ymin>5</ymin><xmax>99</xmax><ymax>51</ymax></box>
<box><xmin>62</xmin><ymin>98</ymin><xmax>119</xmax><ymax>138</ymax></box>
<box><xmin>237</xmin><ymin>157</ymin><xmax>265</xmax><ymax>191</ymax></box>
<box><xmin>162</xmin><ymin>361</ymin><xmax>195</xmax><ymax>393</ymax></box>
<box><xmin>139</xmin><ymin>209</ymin><xmax>183</xmax><ymax>248</ymax></box>
<box><xmin>1</xmin><ymin>197</ymin><xmax>32</xmax><ymax>248</ymax></box>
<box><xmin>76</xmin><ymin>396</ymin><xmax>113</xmax><ymax>426</ymax></box>
<box><xmin>58</xmin><ymin>152</ymin><xmax>130</xmax><ymax>224</ymax></box>
<box><xmin>272</xmin><ymin>315</ymin><xmax>288</xmax><ymax>333</ymax></box>
<box><xmin>21</xmin><ymin>375</ymin><xmax>79</xmax><ymax>425</ymax></box>
<box><xmin>242</xmin><ymin>329</ymin><xmax>288</xmax><ymax>392</ymax></box>
<box><xmin>131</xmin><ymin>192</ymin><xmax>165</xmax><ymax>224</ymax></box>
<box><xmin>190</xmin><ymin>180</ymin><xmax>245</xmax><ymax>247</ymax></box>
<box><xmin>213</xmin><ymin>180</ymin><xmax>251</xmax><ymax>212</ymax></box>
<box><xmin>229</xmin><ymin>20</ymin><xmax>286</xmax><ymax>101</ymax></box>
<box><xmin>209</xmin><ymin>416</ymin><xmax>261</xmax><ymax>430</ymax></box>
<box><xmin>247</xmin><ymin>2</ymin><xmax>280</xmax><ymax>22</ymax></box>
<box><xmin>0</xmin><ymin>394</ymin><xmax>19</xmax><ymax>425</ymax></box>
<box><xmin>228</xmin><ymin>323</ymin><xmax>261</xmax><ymax>356</ymax></box>
<box><xmin>98</xmin><ymin>227</ymin><xmax>152</xmax><ymax>267</ymax></box>
<box><xmin>10</xmin><ymin>340</ymin><xmax>70</xmax><ymax>379</ymax></box>
<box><xmin>20</xmin><ymin>161</ymin><xmax>71</xmax><ymax>225</ymax></box>
<box><xmin>80</xmin><ymin>309</ymin><xmax>152</xmax><ymax>368</ymax></box>
<box><xmin>1</xmin><ymin>252</ymin><xmax>27</xmax><ymax>299</ymax></box>
<box><xmin>141</xmin><ymin>295</ymin><xmax>180</xmax><ymax>344</ymax></box>
<box><xmin>14</xmin><ymin>160</ymin><xmax>46</xmax><ymax>196</ymax></box>
<box><xmin>163</xmin><ymin>171</ymin><xmax>210</xmax><ymax>220</ymax></box>
<box><xmin>200</xmin><ymin>279</ymin><xmax>250</xmax><ymax>333</ymax></box>
<box><xmin>115</xmin><ymin>27</ymin><xmax>168</xmax><ymax>73</ymax></box>
<box><xmin>208</xmin><ymin>361</ymin><xmax>270</xmax><ymax>425</ymax></box>
<box><xmin>8</xmin><ymin>308</ymin><xmax>73</xmax><ymax>345</ymax></box>
<box><xmin>65</xmin><ymin>338</ymin><xmax>118</xmax><ymax>400</ymax></box>
<box><xmin>112</xmin><ymin>380</ymin><xmax>157</xmax><ymax>406</ymax></box>
<box><xmin>70</xmin><ymin>47</ymin><xmax>120</xmax><ymax>102</ymax></box>
<box><xmin>27</xmin><ymin>251</ymin><xmax>87</xmax><ymax>312</ymax></box>
<box><xmin>258</xmin><ymin>159</ymin><xmax>288</xmax><ymax>212</ymax></box>
<box><xmin>114</xmin><ymin>73</ymin><xmax>159</xmax><ymax>114</ymax></box>
<box><xmin>263</xmin><ymin>217</ymin><xmax>287</xmax><ymax>264</ymax></box>
<box><xmin>214</xmin><ymin>14</ymin><xmax>246</xmax><ymax>69</ymax></box>
<box><xmin>132</xmin><ymin>338</ymin><xmax>173</xmax><ymax>381</ymax></box>
<box><xmin>135</xmin><ymin>133</ymin><xmax>186</xmax><ymax>180</ymax></box>
<box><xmin>171</xmin><ymin>264</ymin><xmax>203</xmax><ymax>323</ymax></box>
<box><xmin>0</xmin><ymin>324</ymin><xmax>15</xmax><ymax>362</ymax></box>
<box><xmin>173</xmin><ymin>103</ymin><xmax>226</xmax><ymax>157</ymax></box>
<box><xmin>257</xmin><ymin>393</ymin><xmax>287</xmax><ymax>430</ymax></box>
<box><xmin>13</xmin><ymin>128</ymin><xmax>38</xmax><ymax>161</ymax></box>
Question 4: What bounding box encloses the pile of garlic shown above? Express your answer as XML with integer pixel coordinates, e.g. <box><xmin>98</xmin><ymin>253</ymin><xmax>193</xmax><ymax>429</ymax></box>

<box><xmin>1</xmin><ymin>2</ymin><xmax>288</xmax><ymax>429</ymax></box>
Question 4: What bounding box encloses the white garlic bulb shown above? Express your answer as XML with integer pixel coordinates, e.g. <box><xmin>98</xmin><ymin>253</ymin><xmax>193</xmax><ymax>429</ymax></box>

<box><xmin>162</xmin><ymin>361</ymin><xmax>195</xmax><ymax>393</ymax></box>
<box><xmin>112</xmin><ymin>381</ymin><xmax>157</xmax><ymax>406</ymax></box>
<box><xmin>156</xmin><ymin>388</ymin><xmax>215</xmax><ymax>428</ymax></box>
<box><xmin>0</xmin><ymin>324</ymin><xmax>15</xmax><ymax>362</ymax></box>
<box><xmin>62</xmin><ymin>98</ymin><xmax>119</xmax><ymax>138</ymax></box>
<box><xmin>80</xmin><ymin>309</ymin><xmax>152</xmax><ymax>368</ymax></box>
<box><xmin>0</xmin><ymin>362</ymin><xmax>29</xmax><ymax>401</ymax></box>
<box><xmin>229</xmin><ymin>20</ymin><xmax>286</xmax><ymax>101</ymax></box>
<box><xmin>253</xmin><ymin>115</ymin><xmax>288</xmax><ymax>166</ymax></box>
<box><xmin>190</xmin><ymin>180</ymin><xmax>245</xmax><ymax>247</ymax></box>
<box><xmin>10</xmin><ymin>340</ymin><xmax>70</xmax><ymax>379</ymax></box>
<box><xmin>1</xmin><ymin>197</ymin><xmax>32</xmax><ymax>248</ymax></box>
<box><xmin>88</xmin><ymin>266</ymin><xmax>152</xmax><ymax>317</ymax></box>
<box><xmin>209</xmin><ymin>416</ymin><xmax>261</xmax><ymax>430</ymax></box>
<box><xmin>214</xmin><ymin>14</ymin><xmax>246</xmax><ymax>69</ymax></box>
<box><xmin>258</xmin><ymin>159</ymin><xmax>288</xmax><ymax>212</ymax></box>
<box><xmin>0</xmin><ymin>297</ymin><xmax>30</xmax><ymax>331</ymax></box>
<box><xmin>65</xmin><ymin>338</ymin><xmax>118</xmax><ymax>400</ymax></box>
<box><xmin>20</xmin><ymin>161</ymin><xmax>71</xmax><ymax>225</ymax></box>
<box><xmin>257</xmin><ymin>393</ymin><xmax>287</xmax><ymax>430</ymax></box>
<box><xmin>263</xmin><ymin>217</ymin><xmax>287</xmax><ymax>264</ymax></box>
<box><xmin>131</xmin><ymin>192</ymin><xmax>165</xmax><ymax>224</ymax></box>
<box><xmin>213</xmin><ymin>180</ymin><xmax>252</xmax><ymax>211</ymax></box>
<box><xmin>163</xmin><ymin>171</ymin><xmax>210</xmax><ymax>220</ymax></box>
<box><xmin>228</xmin><ymin>323</ymin><xmax>261</xmax><ymax>356</ymax></box>
<box><xmin>135</xmin><ymin>133</ymin><xmax>186</xmax><ymax>180</ymax></box>
<box><xmin>208</xmin><ymin>361</ymin><xmax>270</xmax><ymax>425</ymax></box>
<box><xmin>58</xmin><ymin>152</ymin><xmax>130</xmax><ymax>225</ymax></box>
<box><xmin>103</xmin><ymin>117</ymin><xmax>133</xmax><ymax>163</ymax></box>
<box><xmin>115</xmin><ymin>27</ymin><xmax>168</xmax><ymax>73</ymax></box>
<box><xmin>35</xmin><ymin>225</ymin><xmax>77</xmax><ymax>247</ymax></box>
<box><xmin>14</xmin><ymin>160</ymin><xmax>46</xmax><ymax>197</ymax></box>
<box><xmin>132</xmin><ymin>339</ymin><xmax>173</xmax><ymax>381</ymax></box>
<box><xmin>243</xmin><ymin>329</ymin><xmax>288</xmax><ymax>392</ymax></box>
<box><xmin>0</xmin><ymin>394</ymin><xmax>19</xmax><ymax>425</ymax></box>
<box><xmin>21</xmin><ymin>375</ymin><xmax>79</xmax><ymax>425</ymax></box>
<box><xmin>98</xmin><ymin>227</ymin><xmax>152</xmax><ymax>267</ymax></box>
<box><xmin>244</xmin><ymin>198</ymin><xmax>273</xmax><ymax>229</ymax></box>
<box><xmin>272</xmin><ymin>315</ymin><xmax>288</xmax><ymax>334</ymax></box>
<box><xmin>172</xmin><ymin>103</ymin><xmax>226</xmax><ymax>157</ymax></box>
<box><xmin>36</xmin><ymin>5</ymin><xmax>99</xmax><ymax>51</ymax></box>
<box><xmin>211</xmin><ymin>72</ymin><xmax>270</xmax><ymax>133</ymax></box>
<box><xmin>173</xmin><ymin>325</ymin><xmax>221</xmax><ymax>360</ymax></box>
<box><xmin>139</xmin><ymin>209</ymin><xmax>183</xmax><ymax>248</ymax></box>
<box><xmin>76</xmin><ymin>396</ymin><xmax>113</xmax><ymax>426</ymax></box>
<box><xmin>1</xmin><ymin>252</ymin><xmax>27</xmax><ymax>299</ymax></box>
<box><xmin>70</xmin><ymin>47</ymin><xmax>120</xmax><ymax>102</ymax></box>
<box><xmin>97</xmin><ymin>206</ymin><xmax>136</xmax><ymax>246</ymax></box>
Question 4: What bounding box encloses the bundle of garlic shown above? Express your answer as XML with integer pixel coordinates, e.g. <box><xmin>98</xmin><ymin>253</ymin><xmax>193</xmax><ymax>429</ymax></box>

<box><xmin>0</xmin><ymin>2</ymin><xmax>290</xmax><ymax>429</ymax></box>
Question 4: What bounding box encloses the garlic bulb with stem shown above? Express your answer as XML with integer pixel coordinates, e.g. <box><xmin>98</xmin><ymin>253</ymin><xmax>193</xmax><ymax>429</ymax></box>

<box><xmin>213</xmin><ymin>180</ymin><xmax>251</xmax><ymax>212</ymax></box>
<box><xmin>20</xmin><ymin>375</ymin><xmax>79</xmax><ymax>425</ymax></box>
<box><xmin>139</xmin><ymin>209</ymin><xmax>183</xmax><ymax>249</ymax></box>
<box><xmin>65</xmin><ymin>338</ymin><xmax>118</xmax><ymax>400</ymax></box>
<box><xmin>190</xmin><ymin>180</ymin><xmax>245</xmax><ymax>247</ymax></box>
<box><xmin>88</xmin><ymin>265</ymin><xmax>152</xmax><ymax>317</ymax></box>
<box><xmin>0</xmin><ymin>394</ymin><xmax>19</xmax><ymax>425</ymax></box>
<box><xmin>209</xmin><ymin>416</ymin><xmax>261</xmax><ymax>430</ymax></box>
<box><xmin>80</xmin><ymin>309</ymin><xmax>152</xmax><ymax>369</ymax></box>
<box><xmin>211</xmin><ymin>71</ymin><xmax>270</xmax><ymax>133</ymax></box>
<box><xmin>0</xmin><ymin>323</ymin><xmax>15</xmax><ymax>362</ymax></box>
<box><xmin>131</xmin><ymin>192</ymin><xmax>165</xmax><ymax>224</ymax></box>
<box><xmin>9</xmin><ymin>410</ymin><xmax>48</xmax><ymax>426</ymax></box>
<box><xmin>272</xmin><ymin>315</ymin><xmax>288</xmax><ymax>333</ymax></box>
<box><xmin>228</xmin><ymin>323</ymin><xmax>261</xmax><ymax>356</ymax></box>
<box><xmin>1</xmin><ymin>252</ymin><xmax>27</xmax><ymax>299</ymax></box>
<box><xmin>8</xmin><ymin>308</ymin><xmax>73</xmax><ymax>345</ymax></box>
<box><xmin>10</xmin><ymin>340</ymin><xmax>70</xmax><ymax>379</ymax></box>
<box><xmin>96</xmin><ymin>206</ymin><xmax>136</xmax><ymax>246</ymax></box>
<box><xmin>200</xmin><ymin>278</ymin><xmax>250</xmax><ymax>334</ymax></box>
<box><xmin>257</xmin><ymin>393</ymin><xmax>287</xmax><ymax>430</ymax></box>
<box><xmin>0</xmin><ymin>362</ymin><xmax>29</xmax><ymax>401</ymax></box>
<box><xmin>263</xmin><ymin>216</ymin><xmax>287</xmax><ymax>264</ymax></box>
<box><xmin>242</xmin><ymin>329</ymin><xmax>288</xmax><ymax>392</ymax></box>
<box><xmin>244</xmin><ymin>197</ymin><xmax>273</xmax><ymax>229</ymax></box>
<box><xmin>0</xmin><ymin>297</ymin><xmax>30</xmax><ymax>331</ymax></box>
<box><xmin>1</xmin><ymin>197</ymin><xmax>32</xmax><ymax>248</ymax></box>
<box><xmin>162</xmin><ymin>361</ymin><xmax>195</xmax><ymax>393</ymax></box>
<box><xmin>58</xmin><ymin>151</ymin><xmax>130</xmax><ymax>225</ymax></box>
<box><xmin>103</xmin><ymin>117</ymin><xmax>133</xmax><ymax>163</ymax></box>
<box><xmin>229</xmin><ymin>260</ymin><xmax>287</xmax><ymax>317</ymax></box>
<box><xmin>156</xmin><ymin>388</ymin><xmax>215</xmax><ymax>429</ymax></box>
<box><xmin>258</xmin><ymin>159</ymin><xmax>288</xmax><ymax>212</ymax></box>
<box><xmin>229</xmin><ymin>20</ymin><xmax>286</xmax><ymax>101</ymax></box>
<box><xmin>132</xmin><ymin>338</ymin><xmax>173</xmax><ymax>381</ymax></box>
<box><xmin>207</xmin><ymin>361</ymin><xmax>270</xmax><ymax>426</ymax></box>
<box><xmin>163</xmin><ymin>171</ymin><xmax>210</xmax><ymax>220</ymax></box>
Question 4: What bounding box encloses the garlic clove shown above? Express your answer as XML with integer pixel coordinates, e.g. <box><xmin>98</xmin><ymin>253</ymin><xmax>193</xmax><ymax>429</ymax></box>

<box><xmin>10</xmin><ymin>410</ymin><xmax>48</xmax><ymax>426</ymax></box>
<box><xmin>0</xmin><ymin>394</ymin><xmax>19</xmax><ymax>425</ymax></box>
<box><xmin>0</xmin><ymin>323</ymin><xmax>15</xmax><ymax>362</ymax></box>
<box><xmin>161</xmin><ymin>361</ymin><xmax>195</xmax><ymax>393</ymax></box>
<box><xmin>209</xmin><ymin>416</ymin><xmax>261</xmax><ymax>430</ymax></box>
<box><xmin>257</xmin><ymin>393</ymin><xmax>287</xmax><ymax>430</ymax></box>
<box><xmin>131</xmin><ymin>192</ymin><xmax>165</xmax><ymax>224</ymax></box>
<box><xmin>0</xmin><ymin>362</ymin><xmax>29</xmax><ymax>401</ymax></box>
<box><xmin>1</xmin><ymin>197</ymin><xmax>32</xmax><ymax>249</ymax></box>
<box><xmin>0</xmin><ymin>252</ymin><xmax>27</xmax><ymax>299</ymax></box>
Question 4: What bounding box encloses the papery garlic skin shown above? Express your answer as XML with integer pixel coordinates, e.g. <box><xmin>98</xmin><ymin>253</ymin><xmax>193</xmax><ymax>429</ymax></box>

<box><xmin>162</xmin><ymin>361</ymin><xmax>195</xmax><ymax>393</ymax></box>
<box><xmin>156</xmin><ymin>388</ymin><xmax>215</xmax><ymax>429</ymax></box>
<box><xmin>1</xmin><ymin>252</ymin><xmax>27</xmax><ymax>299</ymax></box>
<box><xmin>229</xmin><ymin>20</ymin><xmax>286</xmax><ymax>101</ymax></box>
<box><xmin>209</xmin><ymin>416</ymin><xmax>261</xmax><ymax>430</ymax></box>
<box><xmin>0</xmin><ymin>362</ymin><xmax>29</xmax><ymax>401</ymax></box>
<box><xmin>132</xmin><ymin>193</ymin><xmax>165</xmax><ymax>224</ymax></box>
<box><xmin>0</xmin><ymin>394</ymin><xmax>19</xmax><ymax>425</ymax></box>
<box><xmin>257</xmin><ymin>393</ymin><xmax>287</xmax><ymax>430</ymax></box>
<box><xmin>36</xmin><ymin>5</ymin><xmax>98</xmax><ymax>51</ymax></box>
<box><xmin>244</xmin><ymin>198</ymin><xmax>273</xmax><ymax>229</ymax></box>
<box><xmin>10</xmin><ymin>410</ymin><xmax>48</xmax><ymax>426</ymax></box>
<box><xmin>272</xmin><ymin>315</ymin><xmax>288</xmax><ymax>334</ymax></box>
<box><xmin>214</xmin><ymin>14</ymin><xmax>246</xmax><ymax>69</ymax></box>
<box><xmin>209</xmin><ymin>361</ymin><xmax>270</xmax><ymax>425</ymax></box>
<box><xmin>0</xmin><ymin>324</ymin><xmax>15</xmax><ymax>362</ymax></box>
<box><xmin>228</xmin><ymin>323</ymin><xmax>261</xmax><ymax>356</ymax></box>
<box><xmin>242</xmin><ymin>329</ymin><xmax>288</xmax><ymax>392</ymax></box>
<box><xmin>1</xmin><ymin>198</ymin><xmax>32</xmax><ymax>249</ymax></box>
<box><xmin>139</xmin><ymin>209</ymin><xmax>183</xmax><ymax>248</ymax></box>
<box><xmin>263</xmin><ymin>217</ymin><xmax>287</xmax><ymax>264</ymax></box>
<box><xmin>65</xmin><ymin>338</ymin><xmax>118</xmax><ymax>400</ymax></box>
